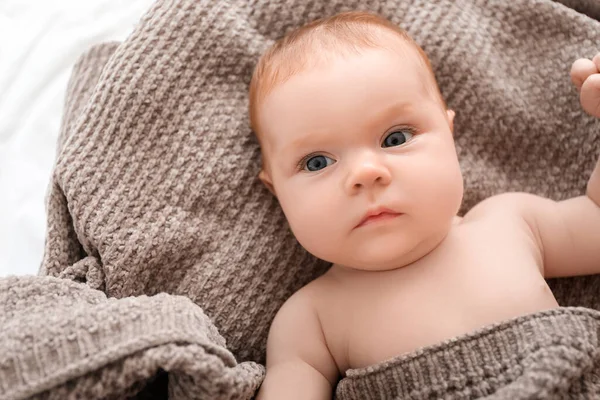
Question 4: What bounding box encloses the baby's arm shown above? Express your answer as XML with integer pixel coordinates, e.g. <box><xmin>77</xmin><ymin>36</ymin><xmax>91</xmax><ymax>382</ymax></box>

<box><xmin>483</xmin><ymin>54</ymin><xmax>600</xmax><ymax>278</ymax></box>
<box><xmin>256</xmin><ymin>289</ymin><xmax>340</xmax><ymax>400</ymax></box>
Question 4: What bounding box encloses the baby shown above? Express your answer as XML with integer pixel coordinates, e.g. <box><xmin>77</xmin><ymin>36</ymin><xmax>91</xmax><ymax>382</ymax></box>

<box><xmin>249</xmin><ymin>11</ymin><xmax>600</xmax><ymax>399</ymax></box>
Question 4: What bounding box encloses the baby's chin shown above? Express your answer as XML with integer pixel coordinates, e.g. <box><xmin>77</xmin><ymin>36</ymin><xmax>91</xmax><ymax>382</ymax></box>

<box><xmin>325</xmin><ymin>247</ymin><xmax>422</xmax><ymax>272</ymax></box>
<box><xmin>324</xmin><ymin>227</ymin><xmax>452</xmax><ymax>272</ymax></box>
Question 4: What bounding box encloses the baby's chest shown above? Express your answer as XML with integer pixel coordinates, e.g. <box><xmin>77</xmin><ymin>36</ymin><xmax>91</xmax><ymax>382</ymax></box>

<box><xmin>323</xmin><ymin>216</ymin><xmax>557</xmax><ymax>373</ymax></box>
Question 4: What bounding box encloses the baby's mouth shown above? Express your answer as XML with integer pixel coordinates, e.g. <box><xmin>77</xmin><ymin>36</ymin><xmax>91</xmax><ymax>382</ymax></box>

<box><xmin>356</xmin><ymin>211</ymin><xmax>402</xmax><ymax>228</ymax></box>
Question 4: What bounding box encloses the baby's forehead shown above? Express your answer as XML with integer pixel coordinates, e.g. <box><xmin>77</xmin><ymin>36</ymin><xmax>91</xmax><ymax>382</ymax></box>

<box><xmin>286</xmin><ymin>35</ymin><xmax>433</xmax><ymax>94</ymax></box>
<box><xmin>299</xmin><ymin>32</ymin><xmax>424</xmax><ymax>79</ymax></box>
<box><xmin>265</xmin><ymin>47</ymin><xmax>439</xmax><ymax>116</ymax></box>
<box><xmin>262</xmin><ymin>58</ymin><xmax>434</xmax><ymax>140</ymax></box>
<box><xmin>252</xmin><ymin>28</ymin><xmax>444</xmax><ymax>148</ymax></box>
<box><xmin>269</xmin><ymin>47</ymin><xmax>425</xmax><ymax>103</ymax></box>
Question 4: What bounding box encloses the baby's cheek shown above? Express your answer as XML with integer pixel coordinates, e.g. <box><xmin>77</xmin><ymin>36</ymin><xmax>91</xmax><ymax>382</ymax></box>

<box><xmin>287</xmin><ymin>190</ymin><xmax>341</xmax><ymax>259</ymax></box>
<box><xmin>421</xmin><ymin>162</ymin><xmax>463</xmax><ymax>221</ymax></box>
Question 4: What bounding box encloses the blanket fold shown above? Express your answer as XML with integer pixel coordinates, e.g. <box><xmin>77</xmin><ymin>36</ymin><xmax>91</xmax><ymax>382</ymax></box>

<box><xmin>0</xmin><ymin>276</ymin><xmax>263</xmax><ymax>400</ymax></box>
<box><xmin>2</xmin><ymin>0</ymin><xmax>600</xmax><ymax>398</ymax></box>
<box><xmin>335</xmin><ymin>307</ymin><xmax>600</xmax><ymax>399</ymax></box>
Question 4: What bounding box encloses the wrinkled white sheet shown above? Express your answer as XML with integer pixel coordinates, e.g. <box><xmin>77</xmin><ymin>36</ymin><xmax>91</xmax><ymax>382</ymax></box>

<box><xmin>0</xmin><ymin>0</ymin><xmax>155</xmax><ymax>277</ymax></box>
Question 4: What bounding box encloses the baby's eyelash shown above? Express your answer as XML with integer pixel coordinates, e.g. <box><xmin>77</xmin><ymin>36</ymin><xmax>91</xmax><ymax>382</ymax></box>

<box><xmin>383</xmin><ymin>126</ymin><xmax>417</xmax><ymax>140</ymax></box>
<box><xmin>295</xmin><ymin>153</ymin><xmax>318</xmax><ymax>172</ymax></box>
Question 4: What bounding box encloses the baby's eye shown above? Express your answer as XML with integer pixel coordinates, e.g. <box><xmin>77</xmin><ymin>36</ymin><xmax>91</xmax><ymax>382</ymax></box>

<box><xmin>382</xmin><ymin>129</ymin><xmax>414</xmax><ymax>148</ymax></box>
<box><xmin>303</xmin><ymin>155</ymin><xmax>336</xmax><ymax>172</ymax></box>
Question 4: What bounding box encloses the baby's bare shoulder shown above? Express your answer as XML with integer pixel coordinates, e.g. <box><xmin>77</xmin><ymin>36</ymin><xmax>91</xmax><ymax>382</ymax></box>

<box><xmin>462</xmin><ymin>192</ymin><xmax>537</xmax><ymax>224</ymax></box>
<box><xmin>273</xmin><ymin>276</ymin><xmax>329</xmax><ymax>325</ymax></box>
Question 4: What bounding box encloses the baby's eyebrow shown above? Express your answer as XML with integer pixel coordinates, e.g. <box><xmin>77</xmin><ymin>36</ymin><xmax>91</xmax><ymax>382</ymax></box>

<box><xmin>283</xmin><ymin>100</ymin><xmax>414</xmax><ymax>154</ymax></box>
<box><xmin>371</xmin><ymin>100</ymin><xmax>413</xmax><ymax>127</ymax></box>
<box><xmin>286</xmin><ymin>131</ymin><xmax>334</xmax><ymax>153</ymax></box>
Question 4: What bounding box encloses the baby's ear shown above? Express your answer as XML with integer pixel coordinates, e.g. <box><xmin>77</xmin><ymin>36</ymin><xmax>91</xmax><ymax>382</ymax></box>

<box><xmin>446</xmin><ymin>109</ymin><xmax>455</xmax><ymax>135</ymax></box>
<box><xmin>258</xmin><ymin>169</ymin><xmax>276</xmax><ymax>197</ymax></box>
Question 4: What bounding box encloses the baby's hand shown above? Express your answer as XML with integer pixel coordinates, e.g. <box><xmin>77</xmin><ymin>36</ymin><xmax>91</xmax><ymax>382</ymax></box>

<box><xmin>571</xmin><ymin>53</ymin><xmax>600</xmax><ymax>118</ymax></box>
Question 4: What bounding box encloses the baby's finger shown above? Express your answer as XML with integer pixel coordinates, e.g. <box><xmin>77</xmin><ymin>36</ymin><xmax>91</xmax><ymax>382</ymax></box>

<box><xmin>580</xmin><ymin>73</ymin><xmax>600</xmax><ymax>118</ymax></box>
<box><xmin>571</xmin><ymin>58</ymin><xmax>597</xmax><ymax>91</ymax></box>
<box><xmin>594</xmin><ymin>53</ymin><xmax>600</xmax><ymax>72</ymax></box>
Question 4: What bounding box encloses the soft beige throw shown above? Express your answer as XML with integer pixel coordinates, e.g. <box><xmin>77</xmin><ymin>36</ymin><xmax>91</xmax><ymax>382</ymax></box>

<box><xmin>2</xmin><ymin>0</ymin><xmax>600</xmax><ymax>399</ymax></box>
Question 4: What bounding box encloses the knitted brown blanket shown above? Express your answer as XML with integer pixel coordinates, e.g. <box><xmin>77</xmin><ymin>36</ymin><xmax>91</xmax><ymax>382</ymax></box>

<box><xmin>2</xmin><ymin>0</ymin><xmax>600</xmax><ymax>399</ymax></box>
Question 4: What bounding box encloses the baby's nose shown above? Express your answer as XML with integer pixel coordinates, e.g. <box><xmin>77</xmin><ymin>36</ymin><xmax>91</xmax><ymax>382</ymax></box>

<box><xmin>346</xmin><ymin>160</ymin><xmax>392</xmax><ymax>192</ymax></box>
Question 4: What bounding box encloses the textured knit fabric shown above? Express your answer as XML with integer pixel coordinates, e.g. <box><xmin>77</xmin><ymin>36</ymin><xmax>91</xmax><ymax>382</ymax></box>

<box><xmin>554</xmin><ymin>0</ymin><xmax>600</xmax><ymax>20</ymax></box>
<box><xmin>0</xmin><ymin>276</ymin><xmax>263</xmax><ymax>400</ymax></box>
<box><xmin>1</xmin><ymin>0</ymin><xmax>600</xmax><ymax>398</ymax></box>
<box><xmin>335</xmin><ymin>307</ymin><xmax>600</xmax><ymax>399</ymax></box>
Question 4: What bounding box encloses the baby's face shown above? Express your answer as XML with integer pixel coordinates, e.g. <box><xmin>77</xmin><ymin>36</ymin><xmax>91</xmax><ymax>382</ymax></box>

<box><xmin>257</xmin><ymin>47</ymin><xmax>464</xmax><ymax>271</ymax></box>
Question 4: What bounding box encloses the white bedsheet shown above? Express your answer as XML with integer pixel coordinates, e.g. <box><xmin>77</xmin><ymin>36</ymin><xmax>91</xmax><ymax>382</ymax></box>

<box><xmin>0</xmin><ymin>0</ymin><xmax>155</xmax><ymax>277</ymax></box>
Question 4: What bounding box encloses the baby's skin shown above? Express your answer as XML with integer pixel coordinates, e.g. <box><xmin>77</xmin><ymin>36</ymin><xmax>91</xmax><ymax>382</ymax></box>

<box><xmin>253</xmin><ymin>30</ymin><xmax>600</xmax><ymax>400</ymax></box>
